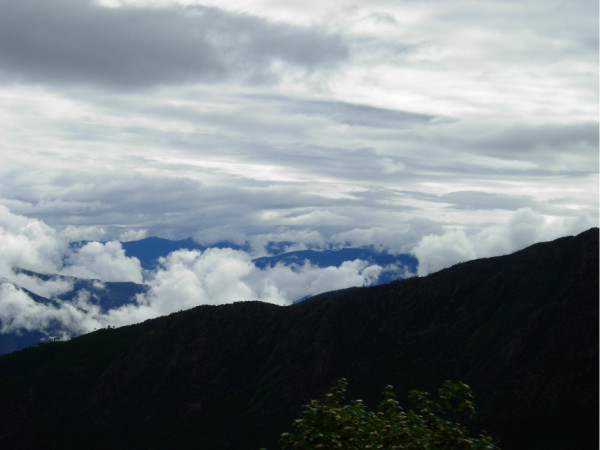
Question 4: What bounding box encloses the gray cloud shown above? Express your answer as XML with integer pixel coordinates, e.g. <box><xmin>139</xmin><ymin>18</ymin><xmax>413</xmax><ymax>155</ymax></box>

<box><xmin>466</xmin><ymin>122</ymin><xmax>599</xmax><ymax>160</ymax></box>
<box><xmin>400</xmin><ymin>190</ymin><xmax>536</xmax><ymax>212</ymax></box>
<box><xmin>247</xmin><ymin>95</ymin><xmax>440</xmax><ymax>129</ymax></box>
<box><xmin>0</xmin><ymin>0</ymin><xmax>348</xmax><ymax>88</ymax></box>
<box><xmin>0</xmin><ymin>169</ymin><xmax>350</xmax><ymax>239</ymax></box>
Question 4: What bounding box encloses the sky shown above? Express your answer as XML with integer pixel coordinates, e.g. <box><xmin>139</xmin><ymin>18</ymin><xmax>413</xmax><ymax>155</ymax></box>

<box><xmin>0</xmin><ymin>0</ymin><xmax>598</xmax><ymax>333</ymax></box>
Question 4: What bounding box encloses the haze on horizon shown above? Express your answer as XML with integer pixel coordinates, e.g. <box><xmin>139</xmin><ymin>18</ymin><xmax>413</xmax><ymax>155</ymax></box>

<box><xmin>0</xmin><ymin>0</ymin><xmax>598</xmax><ymax>332</ymax></box>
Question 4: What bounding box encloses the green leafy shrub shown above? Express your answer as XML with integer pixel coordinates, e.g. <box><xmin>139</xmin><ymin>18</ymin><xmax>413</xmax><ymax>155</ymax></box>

<box><xmin>280</xmin><ymin>379</ymin><xmax>499</xmax><ymax>449</ymax></box>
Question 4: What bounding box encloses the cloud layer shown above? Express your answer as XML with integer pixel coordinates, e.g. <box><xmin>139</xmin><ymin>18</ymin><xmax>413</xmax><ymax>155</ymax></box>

<box><xmin>1</xmin><ymin>205</ymin><xmax>596</xmax><ymax>341</ymax></box>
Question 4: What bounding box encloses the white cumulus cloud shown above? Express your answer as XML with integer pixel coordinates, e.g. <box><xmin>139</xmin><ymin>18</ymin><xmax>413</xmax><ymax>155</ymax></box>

<box><xmin>61</xmin><ymin>241</ymin><xmax>143</xmax><ymax>283</ymax></box>
<box><xmin>139</xmin><ymin>248</ymin><xmax>258</xmax><ymax>313</ymax></box>
<box><xmin>414</xmin><ymin>208</ymin><xmax>596</xmax><ymax>276</ymax></box>
<box><xmin>0</xmin><ymin>205</ymin><xmax>66</xmax><ymax>275</ymax></box>
<box><xmin>102</xmin><ymin>249</ymin><xmax>385</xmax><ymax>327</ymax></box>
<box><xmin>253</xmin><ymin>259</ymin><xmax>382</xmax><ymax>301</ymax></box>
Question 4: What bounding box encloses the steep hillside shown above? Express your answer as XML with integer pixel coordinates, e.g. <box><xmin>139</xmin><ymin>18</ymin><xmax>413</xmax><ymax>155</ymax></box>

<box><xmin>0</xmin><ymin>229</ymin><xmax>597</xmax><ymax>449</ymax></box>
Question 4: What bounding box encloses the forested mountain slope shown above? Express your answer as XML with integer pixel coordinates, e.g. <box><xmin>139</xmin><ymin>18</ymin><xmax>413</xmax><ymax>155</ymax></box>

<box><xmin>0</xmin><ymin>229</ymin><xmax>597</xmax><ymax>449</ymax></box>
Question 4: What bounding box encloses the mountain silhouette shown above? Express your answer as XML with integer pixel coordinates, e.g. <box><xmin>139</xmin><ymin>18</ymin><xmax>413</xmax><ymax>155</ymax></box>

<box><xmin>0</xmin><ymin>228</ymin><xmax>597</xmax><ymax>449</ymax></box>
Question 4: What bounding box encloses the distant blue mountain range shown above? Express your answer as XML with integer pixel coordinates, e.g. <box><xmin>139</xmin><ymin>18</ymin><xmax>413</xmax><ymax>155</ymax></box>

<box><xmin>252</xmin><ymin>248</ymin><xmax>417</xmax><ymax>285</ymax></box>
<box><xmin>121</xmin><ymin>237</ymin><xmax>418</xmax><ymax>286</ymax></box>
<box><xmin>121</xmin><ymin>237</ymin><xmax>247</xmax><ymax>270</ymax></box>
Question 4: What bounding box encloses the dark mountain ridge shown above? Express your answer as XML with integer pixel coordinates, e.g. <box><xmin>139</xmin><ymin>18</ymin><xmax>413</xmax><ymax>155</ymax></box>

<box><xmin>0</xmin><ymin>228</ymin><xmax>597</xmax><ymax>449</ymax></box>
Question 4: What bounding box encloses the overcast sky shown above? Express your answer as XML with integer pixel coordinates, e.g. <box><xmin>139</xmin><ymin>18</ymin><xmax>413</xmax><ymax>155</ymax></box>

<box><xmin>0</xmin><ymin>0</ymin><xmax>598</xmax><ymax>273</ymax></box>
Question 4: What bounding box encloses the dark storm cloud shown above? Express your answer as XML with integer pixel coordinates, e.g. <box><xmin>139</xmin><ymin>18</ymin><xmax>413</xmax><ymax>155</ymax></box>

<box><xmin>0</xmin><ymin>0</ymin><xmax>349</xmax><ymax>88</ymax></box>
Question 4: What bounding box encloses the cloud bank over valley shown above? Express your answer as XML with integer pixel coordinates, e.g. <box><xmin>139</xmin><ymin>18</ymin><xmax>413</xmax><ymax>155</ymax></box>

<box><xmin>0</xmin><ymin>206</ymin><xmax>411</xmax><ymax>341</ymax></box>
<box><xmin>0</xmin><ymin>0</ymin><xmax>597</xmax><ymax>343</ymax></box>
<box><xmin>0</xmin><ymin>205</ymin><xmax>594</xmax><ymax>345</ymax></box>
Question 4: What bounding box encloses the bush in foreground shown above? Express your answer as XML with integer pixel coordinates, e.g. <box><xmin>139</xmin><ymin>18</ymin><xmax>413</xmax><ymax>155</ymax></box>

<box><xmin>280</xmin><ymin>379</ymin><xmax>499</xmax><ymax>449</ymax></box>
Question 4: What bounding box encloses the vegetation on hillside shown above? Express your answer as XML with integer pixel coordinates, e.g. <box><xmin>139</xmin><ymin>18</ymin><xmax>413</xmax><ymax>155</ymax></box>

<box><xmin>280</xmin><ymin>378</ymin><xmax>499</xmax><ymax>449</ymax></box>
